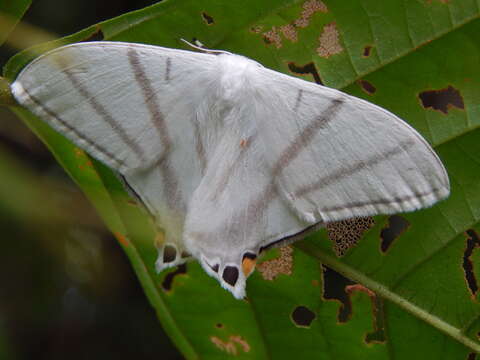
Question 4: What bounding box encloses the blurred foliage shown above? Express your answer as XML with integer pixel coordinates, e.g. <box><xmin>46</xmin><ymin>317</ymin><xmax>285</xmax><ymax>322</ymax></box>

<box><xmin>1</xmin><ymin>0</ymin><xmax>480</xmax><ymax>359</ymax></box>
<box><xmin>0</xmin><ymin>0</ymin><xmax>30</xmax><ymax>46</ymax></box>
<box><xmin>0</xmin><ymin>1</ymin><xmax>181</xmax><ymax>359</ymax></box>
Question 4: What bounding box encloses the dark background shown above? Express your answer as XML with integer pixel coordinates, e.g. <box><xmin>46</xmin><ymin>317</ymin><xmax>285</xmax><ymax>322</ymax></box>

<box><xmin>0</xmin><ymin>1</ymin><xmax>183</xmax><ymax>359</ymax></box>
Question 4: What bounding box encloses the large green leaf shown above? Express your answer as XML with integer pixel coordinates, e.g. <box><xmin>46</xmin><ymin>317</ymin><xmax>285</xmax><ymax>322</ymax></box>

<box><xmin>3</xmin><ymin>0</ymin><xmax>480</xmax><ymax>358</ymax></box>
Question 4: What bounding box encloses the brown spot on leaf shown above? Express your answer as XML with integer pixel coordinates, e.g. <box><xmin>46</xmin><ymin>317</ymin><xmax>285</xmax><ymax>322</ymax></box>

<box><xmin>380</xmin><ymin>215</ymin><xmax>410</xmax><ymax>252</ymax></box>
<box><xmin>322</xmin><ymin>266</ymin><xmax>355</xmax><ymax>322</ymax></box>
<box><xmin>317</xmin><ymin>22</ymin><xmax>343</xmax><ymax>58</ymax></box>
<box><xmin>291</xmin><ymin>305</ymin><xmax>316</xmax><ymax>328</ymax></box>
<box><xmin>113</xmin><ymin>232</ymin><xmax>129</xmax><ymax>247</ymax></box>
<box><xmin>358</xmin><ymin>79</ymin><xmax>376</xmax><ymax>95</ymax></box>
<box><xmin>418</xmin><ymin>85</ymin><xmax>465</xmax><ymax>114</ymax></box>
<box><xmin>250</xmin><ymin>25</ymin><xmax>263</xmax><ymax>33</ymax></box>
<box><xmin>294</xmin><ymin>0</ymin><xmax>328</xmax><ymax>28</ymax></box>
<box><xmin>201</xmin><ymin>12</ymin><xmax>214</xmax><ymax>25</ymax></box>
<box><xmin>463</xmin><ymin>229</ymin><xmax>480</xmax><ymax>297</ymax></box>
<box><xmin>74</xmin><ymin>148</ymin><xmax>94</xmax><ymax>171</ymax></box>
<box><xmin>263</xmin><ymin>27</ymin><xmax>283</xmax><ymax>48</ymax></box>
<box><xmin>81</xmin><ymin>26</ymin><xmax>104</xmax><ymax>42</ymax></box>
<box><xmin>126</xmin><ymin>199</ymin><xmax>138</xmax><ymax>206</ymax></box>
<box><xmin>363</xmin><ymin>45</ymin><xmax>372</xmax><ymax>57</ymax></box>
<box><xmin>326</xmin><ymin>217</ymin><xmax>375</xmax><ymax>256</ymax></box>
<box><xmin>467</xmin><ymin>353</ymin><xmax>476</xmax><ymax>360</ymax></box>
<box><xmin>287</xmin><ymin>61</ymin><xmax>323</xmax><ymax>84</ymax></box>
<box><xmin>211</xmin><ymin>335</ymin><xmax>250</xmax><ymax>355</ymax></box>
<box><xmin>162</xmin><ymin>264</ymin><xmax>187</xmax><ymax>291</ymax></box>
<box><xmin>215</xmin><ymin>323</ymin><xmax>224</xmax><ymax>329</ymax></box>
<box><xmin>280</xmin><ymin>24</ymin><xmax>298</xmax><ymax>42</ymax></box>
<box><xmin>257</xmin><ymin>246</ymin><xmax>293</xmax><ymax>280</ymax></box>
<box><xmin>346</xmin><ymin>284</ymin><xmax>386</xmax><ymax>343</ymax></box>
<box><xmin>231</xmin><ymin>336</ymin><xmax>250</xmax><ymax>353</ymax></box>
<box><xmin>260</xmin><ymin>0</ymin><xmax>327</xmax><ymax>48</ymax></box>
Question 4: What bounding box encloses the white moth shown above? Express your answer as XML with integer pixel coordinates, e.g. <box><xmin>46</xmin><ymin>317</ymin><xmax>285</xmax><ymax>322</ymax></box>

<box><xmin>11</xmin><ymin>41</ymin><xmax>450</xmax><ymax>299</ymax></box>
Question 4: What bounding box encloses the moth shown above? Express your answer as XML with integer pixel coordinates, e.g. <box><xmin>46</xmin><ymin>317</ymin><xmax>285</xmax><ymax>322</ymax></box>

<box><xmin>11</xmin><ymin>41</ymin><xmax>450</xmax><ymax>299</ymax></box>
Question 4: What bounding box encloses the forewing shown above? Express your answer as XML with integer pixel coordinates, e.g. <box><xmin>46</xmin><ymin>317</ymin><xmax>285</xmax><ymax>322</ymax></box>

<box><xmin>254</xmin><ymin>68</ymin><xmax>450</xmax><ymax>224</ymax></box>
<box><xmin>12</xmin><ymin>41</ymin><xmax>220</xmax><ymax>271</ymax></box>
<box><xmin>11</xmin><ymin>41</ymin><xmax>216</xmax><ymax>173</ymax></box>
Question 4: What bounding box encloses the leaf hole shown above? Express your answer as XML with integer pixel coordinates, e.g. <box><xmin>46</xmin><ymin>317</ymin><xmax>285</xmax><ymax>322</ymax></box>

<box><xmin>322</xmin><ymin>266</ymin><xmax>355</xmax><ymax>322</ymax></box>
<box><xmin>287</xmin><ymin>61</ymin><xmax>323</xmax><ymax>85</ymax></box>
<box><xmin>358</xmin><ymin>79</ymin><xmax>376</xmax><ymax>95</ymax></box>
<box><xmin>380</xmin><ymin>215</ymin><xmax>410</xmax><ymax>253</ymax></box>
<box><xmin>161</xmin><ymin>264</ymin><xmax>187</xmax><ymax>291</ymax></box>
<box><xmin>201</xmin><ymin>12</ymin><xmax>215</xmax><ymax>25</ymax></box>
<box><xmin>463</xmin><ymin>229</ymin><xmax>480</xmax><ymax>297</ymax></box>
<box><xmin>363</xmin><ymin>45</ymin><xmax>372</xmax><ymax>57</ymax></box>
<box><xmin>291</xmin><ymin>305</ymin><xmax>316</xmax><ymax>328</ymax></box>
<box><xmin>418</xmin><ymin>85</ymin><xmax>465</xmax><ymax>114</ymax></box>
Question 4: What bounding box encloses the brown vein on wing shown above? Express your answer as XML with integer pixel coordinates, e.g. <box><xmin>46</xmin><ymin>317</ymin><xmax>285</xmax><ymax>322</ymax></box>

<box><xmin>23</xmin><ymin>87</ymin><xmax>125</xmax><ymax>168</ymax></box>
<box><xmin>58</xmin><ymin>60</ymin><xmax>146</xmax><ymax>163</ymax></box>
<box><xmin>127</xmin><ymin>47</ymin><xmax>181</xmax><ymax>210</ymax></box>
<box><xmin>210</xmin><ymin>134</ymin><xmax>256</xmax><ymax>202</ymax></box>
<box><xmin>294</xmin><ymin>138</ymin><xmax>417</xmax><ymax>198</ymax></box>
<box><xmin>293</xmin><ymin>89</ymin><xmax>303</xmax><ymax>112</ymax></box>
<box><xmin>272</xmin><ymin>98</ymin><xmax>344</xmax><ymax>176</ymax></box>
<box><xmin>192</xmin><ymin>118</ymin><xmax>207</xmax><ymax>175</ymax></box>
<box><xmin>320</xmin><ymin>188</ymin><xmax>445</xmax><ymax>213</ymax></box>
<box><xmin>165</xmin><ymin>58</ymin><xmax>172</xmax><ymax>82</ymax></box>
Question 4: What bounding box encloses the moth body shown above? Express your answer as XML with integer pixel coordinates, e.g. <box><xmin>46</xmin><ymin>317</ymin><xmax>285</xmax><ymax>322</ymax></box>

<box><xmin>215</xmin><ymin>53</ymin><xmax>259</xmax><ymax>99</ymax></box>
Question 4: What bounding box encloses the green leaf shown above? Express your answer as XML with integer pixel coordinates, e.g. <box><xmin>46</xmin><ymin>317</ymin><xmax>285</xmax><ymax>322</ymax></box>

<box><xmin>0</xmin><ymin>0</ymin><xmax>31</xmax><ymax>46</ymax></box>
<box><xmin>4</xmin><ymin>0</ymin><xmax>480</xmax><ymax>358</ymax></box>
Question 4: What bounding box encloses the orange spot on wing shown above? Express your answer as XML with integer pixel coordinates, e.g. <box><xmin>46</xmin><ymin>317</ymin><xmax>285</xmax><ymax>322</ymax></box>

<box><xmin>242</xmin><ymin>257</ymin><xmax>256</xmax><ymax>277</ymax></box>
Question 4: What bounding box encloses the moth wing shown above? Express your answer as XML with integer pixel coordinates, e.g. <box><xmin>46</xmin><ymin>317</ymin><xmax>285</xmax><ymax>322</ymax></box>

<box><xmin>11</xmin><ymin>41</ymin><xmax>217</xmax><ymax>173</ymax></box>
<box><xmin>11</xmin><ymin>41</ymin><xmax>220</xmax><ymax>269</ymax></box>
<box><xmin>254</xmin><ymin>68</ymin><xmax>450</xmax><ymax>224</ymax></box>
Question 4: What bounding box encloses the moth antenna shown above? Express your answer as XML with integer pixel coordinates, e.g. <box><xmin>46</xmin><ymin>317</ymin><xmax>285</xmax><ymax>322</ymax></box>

<box><xmin>180</xmin><ymin>38</ymin><xmax>231</xmax><ymax>55</ymax></box>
